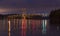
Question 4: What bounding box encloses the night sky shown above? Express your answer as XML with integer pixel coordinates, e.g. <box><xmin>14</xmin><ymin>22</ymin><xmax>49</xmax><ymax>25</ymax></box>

<box><xmin>0</xmin><ymin>0</ymin><xmax>60</xmax><ymax>14</ymax></box>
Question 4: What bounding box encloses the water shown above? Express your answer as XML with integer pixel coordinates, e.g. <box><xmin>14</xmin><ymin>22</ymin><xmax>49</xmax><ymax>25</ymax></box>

<box><xmin>0</xmin><ymin>19</ymin><xmax>60</xmax><ymax>36</ymax></box>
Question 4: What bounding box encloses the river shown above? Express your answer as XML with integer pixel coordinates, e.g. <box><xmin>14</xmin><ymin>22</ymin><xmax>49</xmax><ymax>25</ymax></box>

<box><xmin>0</xmin><ymin>19</ymin><xmax>60</xmax><ymax>36</ymax></box>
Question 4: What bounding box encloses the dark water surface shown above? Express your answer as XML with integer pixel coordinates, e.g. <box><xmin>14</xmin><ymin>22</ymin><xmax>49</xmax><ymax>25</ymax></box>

<box><xmin>0</xmin><ymin>19</ymin><xmax>60</xmax><ymax>36</ymax></box>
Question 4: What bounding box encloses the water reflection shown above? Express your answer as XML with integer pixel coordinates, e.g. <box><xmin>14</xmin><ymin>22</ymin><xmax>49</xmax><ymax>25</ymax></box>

<box><xmin>8</xmin><ymin>20</ymin><xmax>11</xmax><ymax>36</ymax></box>
<box><xmin>42</xmin><ymin>20</ymin><xmax>46</xmax><ymax>34</ymax></box>
<box><xmin>0</xmin><ymin>19</ymin><xmax>60</xmax><ymax>36</ymax></box>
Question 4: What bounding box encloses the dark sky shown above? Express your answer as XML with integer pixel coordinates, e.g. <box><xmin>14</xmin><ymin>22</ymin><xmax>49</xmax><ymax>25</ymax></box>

<box><xmin>0</xmin><ymin>0</ymin><xmax>60</xmax><ymax>14</ymax></box>
<box><xmin>0</xmin><ymin>0</ymin><xmax>60</xmax><ymax>8</ymax></box>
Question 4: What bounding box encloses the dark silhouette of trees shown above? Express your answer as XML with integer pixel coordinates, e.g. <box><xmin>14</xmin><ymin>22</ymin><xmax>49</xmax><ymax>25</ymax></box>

<box><xmin>26</xmin><ymin>15</ymin><xmax>42</xmax><ymax>20</ymax></box>
<box><xmin>49</xmin><ymin>9</ymin><xmax>60</xmax><ymax>25</ymax></box>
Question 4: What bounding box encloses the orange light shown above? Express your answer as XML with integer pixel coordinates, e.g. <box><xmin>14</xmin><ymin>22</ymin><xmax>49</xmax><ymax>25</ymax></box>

<box><xmin>8</xmin><ymin>20</ymin><xmax>11</xmax><ymax>36</ymax></box>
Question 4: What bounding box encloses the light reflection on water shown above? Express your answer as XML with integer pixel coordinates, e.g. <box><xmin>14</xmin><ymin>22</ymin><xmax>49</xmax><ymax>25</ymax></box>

<box><xmin>0</xmin><ymin>19</ymin><xmax>46</xmax><ymax>36</ymax></box>
<box><xmin>42</xmin><ymin>20</ymin><xmax>48</xmax><ymax>34</ymax></box>
<box><xmin>0</xmin><ymin>19</ymin><xmax>59</xmax><ymax>36</ymax></box>
<box><xmin>8</xmin><ymin>19</ymin><xmax>49</xmax><ymax>36</ymax></box>
<box><xmin>42</xmin><ymin>20</ymin><xmax>46</xmax><ymax>34</ymax></box>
